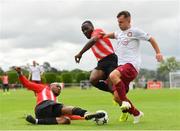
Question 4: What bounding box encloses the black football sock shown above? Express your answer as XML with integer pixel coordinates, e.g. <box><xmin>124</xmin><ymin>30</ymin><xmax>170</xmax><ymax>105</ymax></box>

<box><xmin>37</xmin><ymin>118</ymin><xmax>58</xmax><ymax>125</ymax></box>
<box><xmin>95</xmin><ymin>81</ymin><xmax>113</xmax><ymax>93</ymax></box>
<box><xmin>72</xmin><ymin>107</ymin><xmax>87</xmax><ymax>117</ymax></box>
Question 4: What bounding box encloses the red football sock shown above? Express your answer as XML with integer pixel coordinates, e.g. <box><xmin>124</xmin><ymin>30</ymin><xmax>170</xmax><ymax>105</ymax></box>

<box><xmin>114</xmin><ymin>81</ymin><xmax>140</xmax><ymax>116</ymax></box>
<box><xmin>125</xmin><ymin>98</ymin><xmax>140</xmax><ymax>116</ymax></box>
<box><xmin>113</xmin><ymin>81</ymin><xmax>127</xmax><ymax>101</ymax></box>
<box><xmin>64</xmin><ymin>115</ymin><xmax>84</xmax><ymax>120</ymax></box>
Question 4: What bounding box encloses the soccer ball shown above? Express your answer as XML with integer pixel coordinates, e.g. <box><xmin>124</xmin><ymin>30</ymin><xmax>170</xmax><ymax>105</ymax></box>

<box><xmin>95</xmin><ymin>110</ymin><xmax>108</xmax><ymax>125</ymax></box>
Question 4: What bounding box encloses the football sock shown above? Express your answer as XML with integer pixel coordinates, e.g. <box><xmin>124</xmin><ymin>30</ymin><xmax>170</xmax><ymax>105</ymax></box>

<box><xmin>72</xmin><ymin>107</ymin><xmax>87</xmax><ymax>117</ymax></box>
<box><xmin>37</xmin><ymin>118</ymin><xmax>58</xmax><ymax>125</ymax></box>
<box><xmin>113</xmin><ymin>81</ymin><xmax>140</xmax><ymax>116</ymax></box>
<box><xmin>114</xmin><ymin>81</ymin><xmax>126</xmax><ymax>101</ymax></box>
<box><xmin>95</xmin><ymin>81</ymin><xmax>113</xmax><ymax>93</ymax></box>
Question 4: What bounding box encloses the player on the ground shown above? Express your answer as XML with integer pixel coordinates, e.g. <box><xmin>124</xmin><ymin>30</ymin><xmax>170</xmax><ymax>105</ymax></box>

<box><xmin>102</xmin><ymin>11</ymin><xmax>163</xmax><ymax>124</ymax></box>
<box><xmin>75</xmin><ymin>21</ymin><xmax>118</xmax><ymax>93</ymax></box>
<box><xmin>13</xmin><ymin>67</ymin><xmax>105</xmax><ymax>125</ymax></box>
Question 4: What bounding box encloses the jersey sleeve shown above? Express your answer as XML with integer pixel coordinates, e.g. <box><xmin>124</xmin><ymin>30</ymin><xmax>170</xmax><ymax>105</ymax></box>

<box><xmin>19</xmin><ymin>75</ymin><xmax>45</xmax><ymax>93</ymax></box>
<box><xmin>133</xmin><ymin>28</ymin><xmax>151</xmax><ymax>41</ymax></box>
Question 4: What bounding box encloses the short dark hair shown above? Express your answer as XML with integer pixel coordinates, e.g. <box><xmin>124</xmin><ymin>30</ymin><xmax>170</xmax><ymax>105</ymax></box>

<box><xmin>117</xmin><ymin>11</ymin><xmax>131</xmax><ymax>18</ymax></box>
<box><xmin>82</xmin><ymin>20</ymin><xmax>93</xmax><ymax>26</ymax></box>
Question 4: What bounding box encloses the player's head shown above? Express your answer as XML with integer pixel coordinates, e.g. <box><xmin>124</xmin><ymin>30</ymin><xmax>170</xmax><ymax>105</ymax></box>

<box><xmin>50</xmin><ymin>82</ymin><xmax>61</xmax><ymax>96</ymax></box>
<box><xmin>81</xmin><ymin>20</ymin><xmax>94</xmax><ymax>39</ymax></box>
<box><xmin>33</xmin><ymin>60</ymin><xmax>36</xmax><ymax>66</ymax></box>
<box><xmin>117</xmin><ymin>11</ymin><xmax>131</xmax><ymax>31</ymax></box>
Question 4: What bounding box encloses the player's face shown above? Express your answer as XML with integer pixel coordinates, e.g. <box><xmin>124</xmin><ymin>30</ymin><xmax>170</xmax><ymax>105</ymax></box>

<box><xmin>117</xmin><ymin>15</ymin><xmax>130</xmax><ymax>31</ymax></box>
<box><xmin>51</xmin><ymin>85</ymin><xmax>61</xmax><ymax>96</ymax></box>
<box><xmin>81</xmin><ymin>23</ymin><xmax>93</xmax><ymax>39</ymax></box>
<box><xmin>33</xmin><ymin>61</ymin><xmax>36</xmax><ymax>66</ymax></box>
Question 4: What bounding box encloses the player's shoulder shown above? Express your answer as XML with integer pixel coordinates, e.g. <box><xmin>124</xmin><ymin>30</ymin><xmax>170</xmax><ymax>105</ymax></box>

<box><xmin>129</xmin><ymin>27</ymin><xmax>146</xmax><ymax>35</ymax></box>
<box><xmin>129</xmin><ymin>27</ymin><xmax>142</xmax><ymax>32</ymax></box>
<box><xmin>94</xmin><ymin>28</ymin><xmax>104</xmax><ymax>33</ymax></box>
<box><xmin>92</xmin><ymin>28</ymin><xmax>104</xmax><ymax>37</ymax></box>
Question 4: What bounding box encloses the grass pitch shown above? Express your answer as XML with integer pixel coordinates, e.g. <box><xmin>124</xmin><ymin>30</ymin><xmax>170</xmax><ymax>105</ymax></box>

<box><xmin>0</xmin><ymin>87</ymin><xmax>180</xmax><ymax>130</ymax></box>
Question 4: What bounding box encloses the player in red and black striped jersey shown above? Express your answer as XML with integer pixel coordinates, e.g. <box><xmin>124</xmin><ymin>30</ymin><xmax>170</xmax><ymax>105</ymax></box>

<box><xmin>14</xmin><ymin>67</ymin><xmax>105</xmax><ymax>125</ymax></box>
<box><xmin>75</xmin><ymin>21</ymin><xmax>118</xmax><ymax>93</ymax></box>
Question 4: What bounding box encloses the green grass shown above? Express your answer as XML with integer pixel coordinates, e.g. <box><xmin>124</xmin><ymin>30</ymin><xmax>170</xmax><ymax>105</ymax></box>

<box><xmin>0</xmin><ymin>87</ymin><xmax>180</xmax><ymax>130</ymax></box>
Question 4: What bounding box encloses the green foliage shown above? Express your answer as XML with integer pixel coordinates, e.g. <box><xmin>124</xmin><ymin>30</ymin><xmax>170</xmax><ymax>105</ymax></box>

<box><xmin>136</xmin><ymin>68</ymin><xmax>157</xmax><ymax>82</ymax></box>
<box><xmin>0</xmin><ymin>67</ymin><xmax>4</xmax><ymax>75</ymax></box>
<box><xmin>76</xmin><ymin>72</ymin><xmax>89</xmax><ymax>83</ymax></box>
<box><xmin>7</xmin><ymin>72</ymin><xmax>19</xmax><ymax>84</ymax></box>
<box><xmin>61</xmin><ymin>73</ymin><xmax>73</xmax><ymax>83</ymax></box>
<box><xmin>41</xmin><ymin>74</ymin><xmax>47</xmax><ymax>84</ymax></box>
<box><xmin>157</xmin><ymin>57</ymin><xmax>180</xmax><ymax>81</ymax></box>
<box><xmin>56</xmin><ymin>75</ymin><xmax>62</xmax><ymax>82</ymax></box>
<box><xmin>44</xmin><ymin>72</ymin><xmax>57</xmax><ymax>83</ymax></box>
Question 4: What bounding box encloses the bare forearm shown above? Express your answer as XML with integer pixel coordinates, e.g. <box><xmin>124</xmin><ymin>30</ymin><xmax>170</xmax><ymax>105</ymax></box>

<box><xmin>28</xmin><ymin>73</ymin><xmax>31</xmax><ymax>80</ymax></box>
<box><xmin>104</xmin><ymin>32</ymin><xmax>115</xmax><ymax>39</ymax></box>
<box><xmin>149</xmin><ymin>37</ymin><xmax>163</xmax><ymax>62</ymax></box>
<box><xmin>149</xmin><ymin>37</ymin><xmax>161</xmax><ymax>54</ymax></box>
<box><xmin>79</xmin><ymin>38</ymin><xmax>97</xmax><ymax>55</ymax></box>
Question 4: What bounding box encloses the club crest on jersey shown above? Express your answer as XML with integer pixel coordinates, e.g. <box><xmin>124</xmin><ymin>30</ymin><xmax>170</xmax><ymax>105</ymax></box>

<box><xmin>121</xmin><ymin>38</ymin><xmax>128</xmax><ymax>46</ymax></box>
<box><xmin>127</xmin><ymin>32</ymin><xmax>132</xmax><ymax>37</ymax></box>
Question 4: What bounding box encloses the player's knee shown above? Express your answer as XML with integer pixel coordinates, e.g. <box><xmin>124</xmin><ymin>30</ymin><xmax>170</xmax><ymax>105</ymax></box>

<box><xmin>109</xmin><ymin>72</ymin><xmax>118</xmax><ymax>84</ymax></box>
<box><xmin>89</xmin><ymin>77</ymin><xmax>98</xmax><ymax>86</ymax></box>
<box><xmin>56</xmin><ymin>117</ymin><xmax>71</xmax><ymax>124</ymax></box>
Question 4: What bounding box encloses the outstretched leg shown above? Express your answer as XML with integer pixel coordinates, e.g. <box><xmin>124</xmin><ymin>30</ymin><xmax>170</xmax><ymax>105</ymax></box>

<box><xmin>61</xmin><ymin>106</ymin><xmax>105</xmax><ymax>121</ymax></box>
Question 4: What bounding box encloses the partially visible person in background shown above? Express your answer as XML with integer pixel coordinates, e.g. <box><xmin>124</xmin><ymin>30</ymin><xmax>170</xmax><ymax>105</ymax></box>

<box><xmin>27</xmin><ymin>60</ymin><xmax>44</xmax><ymax>84</ymax></box>
<box><xmin>0</xmin><ymin>72</ymin><xmax>9</xmax><ymax>94</ymax></box>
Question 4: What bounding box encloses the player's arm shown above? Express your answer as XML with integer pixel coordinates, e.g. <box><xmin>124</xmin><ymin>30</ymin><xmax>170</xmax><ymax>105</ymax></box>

<box><xmin>28</xmin><ymin>73</ymin><xmax>31</xmax><ymax>80</ymax></box>
<box><xmin>149</xmin><ymin>37</ymin><xmax>163</xmax><ymax>62</ymax></box>
<box><xmin>102</xmin><ymin>32</ymin><xmax>116</xmax><ymax>39</ymax></box>
<box><xmin>26</xmin><ymin>64</ymin><xmax>31</xmax><ymax>80</ymax></box>
<box><xmin>19</xmin><ymin>75</ymin><xmax>44</xmax><ymax>92</ymax></box>
<box><xmin>14</xmin><ymin>67</ymin><xmax>44</xmax><ymax>92</ymax></box>
<box><xmin>134</xmin><ymin>28</ymin><xmax>163</xmax><ymax>62</ymax></box>
<box><xmin>75</xmin><ymin>36</ymin><xmax>99</xmax><ymax>63</ymax></box>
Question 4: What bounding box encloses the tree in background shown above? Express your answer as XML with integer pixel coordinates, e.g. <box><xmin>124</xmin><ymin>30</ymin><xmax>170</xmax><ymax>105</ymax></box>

<box><xmin>44</xmin><ymin>72</ymin><xmax>57</xmax><ymax>84</ymax></box>
<box><xmin>61</xmin><ymin>72</ymin><xmax>73</xmax><ymax>83</ymax></box>
<box><xmin>157</xmin><ymin>57</ymin><xmax>180</xmax><ymax>81</ymax></box>
<box><xmin>43</xmin><ymin>62</ymin><xmax>51</xmax><ymax>72</ymax></box>
<box><xmin>0</xmin><ymin>67</ymin><xmax>4</xmax><ymax>75</ymax></box>
<box><xmin>137</xmin><ymin>68</ymin><xmax>157</xmax><ymax>81</ymax></box>
<box><xmin>76</xmin><ymin>72</ymin><xmax>89</xmax><ymax>83</ymax></box>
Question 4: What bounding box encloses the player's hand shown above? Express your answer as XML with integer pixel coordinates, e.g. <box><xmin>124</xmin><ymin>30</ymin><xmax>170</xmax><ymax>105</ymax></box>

<box><xmin>12</xmin><ymin>66</ymin><xmax>22</xmax><ymax>74</ymax></box>
<box><xmin>75</xmin><ymin>53</ymin><xmax>82</xmax><ymax>63</ymax></box>
<box><xmin>99</xmin><ymin>32</ymin><xmax>106</xmax><ymax>38</ymax></box>
<box><xmin>156</xmin><ymin>53</ymin><xmax>163</xmax><ymax>62</ymax></box>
